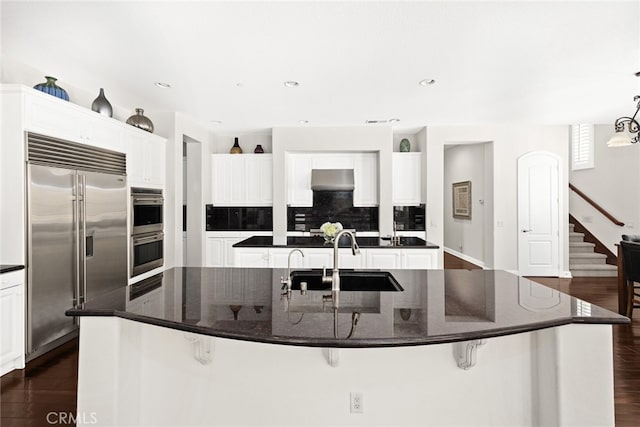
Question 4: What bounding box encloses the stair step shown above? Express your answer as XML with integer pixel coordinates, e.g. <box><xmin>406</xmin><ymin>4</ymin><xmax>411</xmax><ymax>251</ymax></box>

<box><xmin>570</xmin><ymin>253</ymin><xmax>608</xmax><ymax>264</ymax></box>
<box><xmin>569</xmin><ymin>223</ymin><xmax>575</xmax><ymax>231</ymax></box>
<box><xmin>570</xmin><ymin>264</ymin><xmax>618</xmax><ymax>277</ymax></box>
<box><xmin>569</xmin><ymin>242</ymin><xmax>596</xmax><ymax>253</ymax></box>
<box><xmin>569</xmin><ymin>232</ymin><xmax>585</xmax><ymax>243</ymax></box>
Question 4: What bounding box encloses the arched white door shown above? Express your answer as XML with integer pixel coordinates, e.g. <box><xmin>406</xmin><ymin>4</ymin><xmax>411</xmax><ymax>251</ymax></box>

<box><xmin>517</xmin><ymin>152</ymin><xmax>560</xmax><ymax>277</ymax></box>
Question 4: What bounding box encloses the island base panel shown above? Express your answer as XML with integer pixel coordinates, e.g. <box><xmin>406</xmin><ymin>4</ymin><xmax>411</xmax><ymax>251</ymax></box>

<box><xmin>76</xmin><ymin>317</ymin><xmax>614</xmax><ymax>426</ymax></box>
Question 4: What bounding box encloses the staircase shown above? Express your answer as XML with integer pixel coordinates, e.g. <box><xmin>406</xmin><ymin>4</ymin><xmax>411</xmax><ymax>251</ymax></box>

<box><xmin>569</xmin><ymin>223</ymin><xmax>618</xmax><ymax>277</ymax></box>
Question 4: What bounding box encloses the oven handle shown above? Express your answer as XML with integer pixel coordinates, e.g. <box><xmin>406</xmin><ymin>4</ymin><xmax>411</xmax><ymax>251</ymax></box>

<box><xmin>132</xmin><ymin>196</ymin><xmax>164</xmax><ymax>205</ymax></box>
<box><xmin>132</xmin><ymin>233</ymin><xmax>164</xmax><ymax>245</ymax></box>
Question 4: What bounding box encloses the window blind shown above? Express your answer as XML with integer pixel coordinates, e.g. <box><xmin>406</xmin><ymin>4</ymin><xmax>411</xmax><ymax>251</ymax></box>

<box><xmin>571</xmin><ymin>124</ymin><xmax>594</xmax><ymax>170</ymax></box>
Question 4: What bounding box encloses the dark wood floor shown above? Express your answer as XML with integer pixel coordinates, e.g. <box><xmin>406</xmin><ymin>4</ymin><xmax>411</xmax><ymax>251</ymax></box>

<box><xmin>2</xmin><ymin>256</ymin><xmax>639</xmax><ymax>426</ymax></box>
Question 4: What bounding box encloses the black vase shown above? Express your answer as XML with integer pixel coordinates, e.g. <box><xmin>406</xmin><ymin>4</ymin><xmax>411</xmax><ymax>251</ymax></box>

<box><xmin>254</xmin><ymin>144</ymin><xmax>264</xmax><ymax>154</ymax></box>
<box><xmin>91</xmin><ymin>88</ymin><xmax>113</xmax><ymax>117</ymax></box>
<box><xmin>126</xmin><ymin>108</ymin><xmax>154</xmax><ymax>133</ymax></box>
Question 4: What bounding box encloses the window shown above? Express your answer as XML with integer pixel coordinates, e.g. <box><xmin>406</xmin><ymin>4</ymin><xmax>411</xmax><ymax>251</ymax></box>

<box><xmin>571</xmin><ymin>124</ymin><xmax>594</xmax><ymax>170</ymax></box>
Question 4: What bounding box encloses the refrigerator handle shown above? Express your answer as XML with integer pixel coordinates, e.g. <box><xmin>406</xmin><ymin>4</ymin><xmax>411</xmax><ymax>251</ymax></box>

<box><xmin>80</xmin><ymin>174</ymin><xmax>88</xmax><ymax>305</ymax></box>
<box><xmin>72</xmin><ymin>173</ymin><xmax>80</xmax><ymax>308</ymax></box>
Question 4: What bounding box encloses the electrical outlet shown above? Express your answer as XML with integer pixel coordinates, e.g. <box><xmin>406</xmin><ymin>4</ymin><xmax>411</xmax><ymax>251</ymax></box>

<box><xmin>350</xmin><ymin>392</ymin><xmax>363</xmax><ymax>413</ymax></box>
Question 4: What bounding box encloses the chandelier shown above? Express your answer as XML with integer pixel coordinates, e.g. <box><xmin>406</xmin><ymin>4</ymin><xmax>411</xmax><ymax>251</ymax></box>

<box><xmin>607</xmin><ymin>95</ymin><xmax>640</xmax><ymax>147</ymax></box>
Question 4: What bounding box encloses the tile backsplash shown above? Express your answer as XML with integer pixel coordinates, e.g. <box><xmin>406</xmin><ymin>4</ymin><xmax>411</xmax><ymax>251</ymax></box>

<box><xmin>206</xmin><ymin>206</ymin><xmax>273</xmax><ymax>231</ymax></box>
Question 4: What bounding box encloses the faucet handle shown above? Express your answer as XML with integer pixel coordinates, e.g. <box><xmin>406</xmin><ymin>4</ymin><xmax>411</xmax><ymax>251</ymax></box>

<box><xmin>321</xmin><ymin>266</ymin><xmax>332</xmax><ymax>284</ymax></box>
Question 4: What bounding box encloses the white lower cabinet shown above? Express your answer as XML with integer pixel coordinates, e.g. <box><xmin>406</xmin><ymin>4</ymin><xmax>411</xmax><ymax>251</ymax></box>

<box><xmin>402</xmin><ymin>250</ymin><xmax>437</xmax><ymax>269</ymax></box>
<box><xmin>1</xmin><ymin>270</ymin><xmax>25</xmax><ymax>376</ymax></box>
<box><xmin>205</xmin><ymin>232</ymin><xmax>272</xmax><ymax>267</ymax></box>
<box><xmin>234</xmin><ymin>249</ymin><xmax>270</xmax><ymax>268</ymax></box>
<box><xmin>234</xmin><ymin>247</ymin><xmax>437</xmax><ymax>269</ymax></box>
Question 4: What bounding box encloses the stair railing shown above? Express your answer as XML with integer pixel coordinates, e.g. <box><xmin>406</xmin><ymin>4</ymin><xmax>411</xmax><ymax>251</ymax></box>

<box><xmin>569</xmin><ymin>183</ymin><xmax>625</xmax><ymax>227</ymax></box>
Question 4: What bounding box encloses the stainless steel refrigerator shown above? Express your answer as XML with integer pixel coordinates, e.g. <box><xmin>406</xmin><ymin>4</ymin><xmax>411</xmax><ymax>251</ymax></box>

<box><xmin>26</xmin><ymin>133</ymin><xmax>127</xmax><ymax>360</ymax></box>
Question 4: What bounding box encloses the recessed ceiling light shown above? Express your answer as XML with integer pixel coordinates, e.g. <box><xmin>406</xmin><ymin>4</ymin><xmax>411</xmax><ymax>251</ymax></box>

<box><xmin>210</xmin><ymin>120</ymin><xmax>222</xmax><ymax>124</ymax></box>
<box><xmin>284</xmin><ymin>81</ymin><xmax>300</xmax><ymax>88</ymax></box>
<box><xmin>418</xmin><ymin>79</ymin><xmax>436</xmax><ymax>86</ymax></box>
<box><xmin>155</xmin><ymin>82</ymin><xmax>172</xmax><ymax>89</ymax></box>
<box><xmin>299</xmin><ymin>120</ymin><xmax>309</xmax><ymax>124</ymax></box>
<box><xmin>389</xmin><ymin>118</ymin><xmax>400</xmax><ymax>123</ymax></box>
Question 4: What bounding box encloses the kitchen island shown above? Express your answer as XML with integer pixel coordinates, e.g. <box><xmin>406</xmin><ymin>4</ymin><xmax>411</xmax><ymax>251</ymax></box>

<box><xmin>67</xmin><ymin>267</ymin><xmax>627</xmax><ymax>426</ymax></box>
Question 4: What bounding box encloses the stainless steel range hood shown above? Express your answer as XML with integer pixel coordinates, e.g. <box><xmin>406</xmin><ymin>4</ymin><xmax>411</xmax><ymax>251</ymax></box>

<box><xmin>310</xmin><ymin>169</ymin><xmax>354</xmax><ymax>191</ymax></box>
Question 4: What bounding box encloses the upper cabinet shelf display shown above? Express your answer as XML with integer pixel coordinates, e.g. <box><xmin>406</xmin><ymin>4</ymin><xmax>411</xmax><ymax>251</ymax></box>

<box><xmin>18</xmin><ymin>85</ymin><xmax>166</xmax><ymax>188</ymax></box>
<box><xmin>287</xmin><ymin>152</ymin><xmax>378</xmax><ymax>207</ymax></box>
<box><xmin>211</xmin><ymin>154</ymin><xmax>273</xmax><ymax>206</ymax></box>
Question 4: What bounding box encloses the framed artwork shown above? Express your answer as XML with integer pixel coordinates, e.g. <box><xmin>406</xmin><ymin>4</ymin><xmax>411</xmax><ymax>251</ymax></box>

<box><xmin>452</xmin><ymin>181</ymin><xmax>471</xmax><ymax>219</ymax></box>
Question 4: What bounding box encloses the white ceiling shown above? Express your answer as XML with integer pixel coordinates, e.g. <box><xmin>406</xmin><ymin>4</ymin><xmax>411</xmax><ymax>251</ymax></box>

<box><xmin>2</xmin><ymin>1</ymin><xmax>639</xmax><ymax>134</ymax></box>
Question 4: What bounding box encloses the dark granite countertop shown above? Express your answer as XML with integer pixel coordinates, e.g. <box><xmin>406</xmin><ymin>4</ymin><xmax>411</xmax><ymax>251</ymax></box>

<box><xmin>1</xmin><ymin>265</ymin><xmax>25</xmax><ymax>274</ymax></box>
<box><xmin>233</xmin><ymin>235</ymin><xmax>439</xmax><ymax>249</ymax></box>
<box><xmin>66</xmin><ymin>267</ymin><xmax>628</xmax><ymax>348</ymax></box>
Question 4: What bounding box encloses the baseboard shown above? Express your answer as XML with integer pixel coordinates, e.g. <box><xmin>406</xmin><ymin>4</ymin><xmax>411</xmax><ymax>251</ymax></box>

<box><xmin>560</xmin><ymin>270</ymin><xmax>573</xmax><ymax>278</ymax></box>
<box><xmin>443</xmin><ymin>247</ymin><xmax>486</xmax><ymax>269</ymax></box>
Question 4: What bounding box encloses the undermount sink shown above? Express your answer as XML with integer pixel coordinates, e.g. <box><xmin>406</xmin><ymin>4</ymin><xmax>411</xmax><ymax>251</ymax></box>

<box><xmin>289</xmin><ymin>270</ymin><xmax>404</xmax><ymax>292</ymax></box>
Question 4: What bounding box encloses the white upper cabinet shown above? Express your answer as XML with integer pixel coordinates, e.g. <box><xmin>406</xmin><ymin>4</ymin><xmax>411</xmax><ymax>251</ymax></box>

<box><xmin>287</xmin><ymin>152</ymin><xmax>378</xmax><ymax>207</ymax></box>
<box><xmin>211</xmin><ymin>154</ymin><xmax>273</xmax><ymax>206</ymax></box>
<box><xmin>392</xmin><ymin>152</ymin><xmax>422</xmax><ymax>206</ymax></box>
<box><xmin>287</xmin><ymin>153</ymin><xmax>313</xmax><ymax>207</ymax></box>
<box><xmin>126</xmin><ymin>130</ymin><xmax>166</xmax><ymax>188</ymax></box>
<box><xmin>353</xmin><ymin>153</ymin><xmax>378</xmax><ymax>207</ymax></box>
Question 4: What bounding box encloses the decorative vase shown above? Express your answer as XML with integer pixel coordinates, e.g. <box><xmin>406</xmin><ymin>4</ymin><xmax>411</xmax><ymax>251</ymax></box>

<box><xmin>254</xmin><ymin>144</ymin><xmax>264</xmax><ymax>154</ymax></box>
<box><xmin>126</xmin><ymin>108</ymin><xmax>154</xmax><ymax>133</ymax></box>
<box><xmin>91</xmin><ymin>88</ymin><xmax>113</xmax><ymax>117</ymax></box>
<box><xmin>33</xmin><ymin>76</ymin><xmax>69</xmax><ymax>101</ymax></box>
<box><xmin>230</xmin><ymin>137</ymin><xmax>243</xmax><ymax>154</ymax></box>
<box><xmin>399</xmin><ymin>138</ymin><xmax>411</xmax><ymax>152</ymax></box>
<box><xmin>400</xmin><ymin>308</ymin><xmax>412</xmax><ymax>321</ymax></box>
<box><xmin>323</xmin><ymin>235</ymin><xmax>335</xmax><ymax>244</ymax></box>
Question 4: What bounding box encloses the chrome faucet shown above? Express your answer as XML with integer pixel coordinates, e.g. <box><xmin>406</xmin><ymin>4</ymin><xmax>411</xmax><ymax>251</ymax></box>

<box><xmin>281</xmin><ymin>248</ymin><xmax>304</xmax><ymax>297</ymax></box>
<box><xmin>392</xmin><ymin>221</ymin><xmax>401</xmax><ymax>246</ymax></box>
<box><xmin>322</xmin><ymin>230</ymin><xmax>360</xmax><ymax>294</ymax></box>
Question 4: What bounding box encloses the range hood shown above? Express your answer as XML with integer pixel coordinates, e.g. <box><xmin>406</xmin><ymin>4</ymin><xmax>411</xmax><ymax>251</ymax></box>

<box><xmin>310</xmin><ymin>169</ymin><xmax>354</xmax><ymax>191</ymax></box>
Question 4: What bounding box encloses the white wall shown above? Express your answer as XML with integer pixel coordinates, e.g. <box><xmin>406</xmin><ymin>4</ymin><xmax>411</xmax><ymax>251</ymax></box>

<box><xmin>569</xmin><ymin>124</ymin><xmax>640</xmax><ymax>253</ymax></box>
<box><xmin>427</xmin><ymin>126</ymin><xmax>569</xmax><ymax>275</ymax></box>
<box><xmin>272</xmin><ymin>126</ymin><xmax>394</xmax><ymax>241</ymax></box>
<box><xmin>443</xmin><ymin>143</ymin><xmax>493</xmax><ymax>266</ymax></box>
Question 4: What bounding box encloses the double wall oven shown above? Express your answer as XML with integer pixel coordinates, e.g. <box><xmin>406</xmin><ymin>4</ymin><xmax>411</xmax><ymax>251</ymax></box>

<box><xmin>131</xmin><ymin>187</ymin><xmax>164</xmax><ymax>277</ymax></box>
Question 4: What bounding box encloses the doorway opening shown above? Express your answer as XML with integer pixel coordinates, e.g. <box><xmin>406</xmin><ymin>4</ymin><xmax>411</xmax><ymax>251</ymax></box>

<box><xmin>443</xmin><ymin>141</ymin><xmax>494</xmax><ymax>268</ymax></box>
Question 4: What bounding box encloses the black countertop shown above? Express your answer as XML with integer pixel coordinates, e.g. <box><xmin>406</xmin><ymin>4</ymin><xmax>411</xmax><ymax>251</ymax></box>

<box><xmin>66</xmin><ymin>267</ymin><xmax>628</xmax><ymax>348</ymax></box>
<box><xmin>233</xmin><ymin>235</ymin><xmax>439</xmax><ymax>249</ymax></box>
<box><xmin>0</xmin><ymin>265</ymin><xmax>25</xmax><ymax>274</ymax></box>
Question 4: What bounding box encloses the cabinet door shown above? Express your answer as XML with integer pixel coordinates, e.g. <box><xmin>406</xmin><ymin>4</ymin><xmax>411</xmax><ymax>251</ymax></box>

<box><xmin>145</xmin><ymin>140</ymin><xmax>165</xmax><ymax>186</ymax></box>
<box><xmin>304</xmin><ymin>249</ymin><xmax>333</xmax><ymax>269</ymax></box>
<box><xmin>392</xmin><ymin>153</ymin><xmax>422</xmax><ymax>206</ymax></box>
<box><xmin>0</xmin><ymin>285</ymin><xmax>23</xmax><ymax>373</ymax></box>
<box><xmin>205</xmin><ymin>237</ymin><xmax>225</xmax><ymax>267</ymax></box>
<box><xmin>338</xmin><ymin>249</ymin><xmax>366</xmax><ymax>269</ymax></box>
<box><xmin>245</xmin><ymin>155</ymin><xmax>273</xmax><ymax>205</ymax></box>
<box><xmin>126</xmin><ymin>132</ymin><xmax>148</xmax><ymax>185</ymax></box>
<box><xmin>366</xmin><ymin>250</ymin><xmax>402</xmax><ymax>269</ymax></box>
<box><xmin>354</xmin><ymin>153</ymin><xmax>378</xmax><ymax>207</ymax></box>
<box><xmin>402</xmin><ymin>250</ymin><xmax>437</xmax><ymax>269</ymax></box>
<box><xmin>212</xmin><ymin>155</ymin><xmax>246</xmax><ymax>205</ymax></box>
<box><xmin>270</xmin><ymin>248</ymin><xmax>305</xmax><ymax>269</ymax></box>
<box><xmin>24</xmin><ymin>93</ymin><xmax>79</xmax><ymax>142</ymax></box>
<box><xmin>287</xmin><ymin>153</ymin><xmax>312</xmax><ymax>207</ymax></box>
<box><xmin>234</xmin><ymin>249</ymin><xmax>270</xmax><ymax>267</ymax></box>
